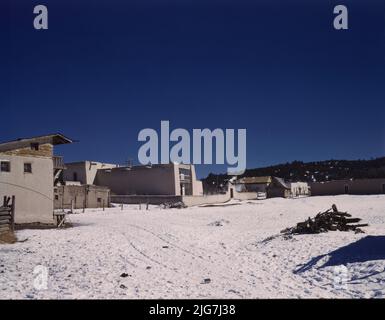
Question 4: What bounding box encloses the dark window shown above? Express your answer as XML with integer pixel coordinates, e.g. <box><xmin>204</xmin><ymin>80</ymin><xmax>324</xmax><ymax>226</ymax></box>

<box><xmin>24</xmin><ymin>163</ymin><xmax>32</xmax><ymax>173</ymax></box>
<box><xmin>73</xmin><ymin>172</ymin><xmax>78</xmax><ymax>181</ymax></box>
<box><xmin>55</xmin><ymin>195</ymin><xmax>59</xmax><ymax>200</ymax></box>
<box><xmin>97</xmin><ymin>198</ymin><xmax>102</xmax><ymax>203</ymax></box>
<box><xmin>30</xmin><ymin>143</ymin><xmax>39</xmax><ymax>151</ymax></box>
<box><xmin>179</xmin><ymin>168</ymin><xmax>191</xmax><ymax>176</ymax></box>
<box><xmin>0</xmin><ymin>161</ymin><xmax>10</xmax><ymax>172</ymax></box>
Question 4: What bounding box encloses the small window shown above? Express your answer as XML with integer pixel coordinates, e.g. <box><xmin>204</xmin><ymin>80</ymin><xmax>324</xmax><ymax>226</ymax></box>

<box><xmin>73</xmin><ymin>172</ymin><xmax>78</xmax><ymax>181</ymax></box>
<box><xmin>30</xmin><ymin>143</ymin><xmax>39</xmax><ymax>151</ymax></box>
<box><xmin>0</xmin><ymin>161</ymin><xmax>10</xmax><ymax>172</ymax></box>
<box><xmin>97</xmin><ymin>198</ymin><xmax>102</xmax><ymax>203</ymax></box>
<box><xmin>55</xmin><ymin>195</ymin><xmax>59</xmax><ymax>200</ymax></box>
<box><xmin>24</xmin><ymin>163</ymin><xmax>32</xmax><ymax>173</ymax></box>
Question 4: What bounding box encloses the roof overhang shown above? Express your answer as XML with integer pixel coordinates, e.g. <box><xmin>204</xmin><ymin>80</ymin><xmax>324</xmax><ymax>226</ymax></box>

<box><xmin>0</xmin><ymin>133</ymin><xmax>74</xmax><ymax>152</ymax></box>
<box><xmin>49</xmin><ymin>134</ymin><xmax>74</xmax><ymax>145</ymax></box>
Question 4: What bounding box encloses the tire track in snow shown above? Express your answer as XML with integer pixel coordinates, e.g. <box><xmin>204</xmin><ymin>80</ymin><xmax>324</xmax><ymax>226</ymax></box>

<box><xmin>97</xmin><ymin>218</ymin><xmax>264</xmax><ymax>298</ymax></box>
<box><xmin>126</xmin><ymin>223</ymin><xmax>207</xmax><ymax>261</ymax></box>
<box><xmin>109</xmin><ymin>224</ymin><xmax>250</xmax><ymax>297</ymax></box>
<box><xmin>108</xmin><ymin>226</ymin><xmax>178</xmax><ymax>272</ymax></box>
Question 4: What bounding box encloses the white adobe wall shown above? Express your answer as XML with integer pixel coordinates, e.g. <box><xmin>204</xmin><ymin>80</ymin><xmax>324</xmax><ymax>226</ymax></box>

<box><xmin>290</xmin><ymin>182</ymin><xmax>310</xmax><ymax>196</ymax></box>
<box><xmin>193</xmin><ymin>180</ymin><xmax>203</xmax><ymax>196</ymax></box>
<box><xmin>189</xmin><ymin>165</ymin><xmax>203</xmax><ymax>196</ymax></box>
<box><xmin>84</xmin><ymin>161</ymin><xmax>116</xmax><ymax>185</ymax></box>
<box><xmin>182</xmin><ymin>193</ymin><xmax>230</xmax><ymax>206</ymax></box>
<box><xmin>96</xmin><ymin>164</ymin><xmax>178</xmax><ymax>195</ymax></box>
<box><xmin>183</xmin><ymin>184</ymin><xmax>258</xmax><ymax>207</ymax></box>
<box><xmin>233</xmin><ymin>190</ymin><xmax>258</xmax><ymax>200</ymax></box>
<box><xmin>0</xmin><ymin>154</ymin><xmax>54</xmax><ymax>224</ymax></box>
<box><xmin>173</xmin><ymin>164</ymin><xmax>181</xmax><ymax>196</ymax></box>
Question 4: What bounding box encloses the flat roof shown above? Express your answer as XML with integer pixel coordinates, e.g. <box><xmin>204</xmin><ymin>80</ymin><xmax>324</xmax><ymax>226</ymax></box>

<box><xmin>65</xmin><ymin>160</ymin><xmax>118</xmax><ymax>167</ymax></box>
<box><xmin>97</xmin><ymin>163</ymin><xmax>178</xmax><ymax>171</ymax></box>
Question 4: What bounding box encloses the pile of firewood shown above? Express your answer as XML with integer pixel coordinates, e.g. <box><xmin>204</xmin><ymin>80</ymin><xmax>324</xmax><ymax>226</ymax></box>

<box><xmin>161</xmin><ymin>201</ymin><xmax>187</xmax><ymax>209</ymax></box>
<box><xmin>281</xmin><ymin>204</ymin><xmax>368</xmax><ymax>235</ymax></box>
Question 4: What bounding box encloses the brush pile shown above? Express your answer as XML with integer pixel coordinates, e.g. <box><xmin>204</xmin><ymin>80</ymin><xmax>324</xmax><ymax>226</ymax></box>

<box><xmin>161</xmin><ymin>201</ymin><xmax>187</xmax><ymax>209</ymax></box>
<box><xmin>281</xmin><ymin>204</ymin><xmax>368</xmax><ymax>235</ymax></box>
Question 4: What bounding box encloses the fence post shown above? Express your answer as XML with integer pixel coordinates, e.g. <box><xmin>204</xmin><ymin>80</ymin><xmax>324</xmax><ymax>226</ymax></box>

<box><xmin>103</xmin><ymin>200</ymin><xmax>105</xmax><ymax>211</ymax></box>
<box><xmin>121</xmin><ymin>203</ymin><xmax>123</xmax><ymax>211</ymax></box>
<box><xmin>10</xmin><ymin>195</ymin><xmax>15</xmax><ymax>232</ymax></box>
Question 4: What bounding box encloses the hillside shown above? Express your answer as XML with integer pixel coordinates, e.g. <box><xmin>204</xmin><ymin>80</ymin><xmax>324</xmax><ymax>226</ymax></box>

<box><xmin>203</xmin><ymin>157</ymin><xmax>385</xmax><ymax>193</ymax></box>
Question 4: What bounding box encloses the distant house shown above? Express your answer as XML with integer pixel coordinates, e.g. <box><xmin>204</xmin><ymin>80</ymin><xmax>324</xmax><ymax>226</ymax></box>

<box><xmin>266</xmin><ymin>177</ymin><xmax>291</xmax><ymax>198</ymax></box>
<box><xmin>310</xmin><ymin>179</ymin><xmax>385</xmax><ymax>196</ymax></box>
<box><xmin>0</xmin><ymin>134</ymin><xmax>73</xmax><ymax>224</ymax></box>
<box><xmin>289</xmin><ymin>182</ymin><xmax>311</xmax><ymax>197</ymax></box>
<box><xmin>64</xmin><ymin>161</ymin><xmax>203</xmax><ymax>197</ymax></box>
<box><xmin>234</xmin><ymin>176</ymin><xmax>272</xmax><ymax>193</ymax></box>
<box><xmin>235</xmin><ymin>176</ymin><xmax>291</xmax><ymax>198</ymax></box>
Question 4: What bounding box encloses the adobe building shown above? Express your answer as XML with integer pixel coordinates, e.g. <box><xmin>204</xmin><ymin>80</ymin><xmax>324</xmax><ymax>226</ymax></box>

<box><xmin>54</xmin><ymin>184</ymin><xmax>110</xmax><ymax>210</ymax></box>
<box><xmin>289</xmin><ymin>182</ymin><xmax>311</xmax><ymax>197</ymax></box>
<box><xmin>266</xmin><ymin>177</ymin><xmax>291</xmax><ymax>198</ymax></box>
<box><xmin>310</xmin><ymin>178</ymin><xmax>385</xmax><ymax>196</ymax></box>
<box><xmin>0</xmin><ymin>134</ymin><xmax>73</xmax><ymax>224</ymax></box>
<box><xmin>234</xmin><ymin>176</ymin><xmax>272</xmax><ymax>193</ymax></box>
<box><xmin>64</xmin><ymin>161</ymin><xmax>203</xmax><ymax>197</ymax></box>
<box><xmin>234</xmin><ymin>176</ymin><xmax>292</xmax><ymax>198</ymax></box>
<box><xmin>62</xmin><ymin>161</ymin><xmax>117</xmax><ymax>185</ymax></box>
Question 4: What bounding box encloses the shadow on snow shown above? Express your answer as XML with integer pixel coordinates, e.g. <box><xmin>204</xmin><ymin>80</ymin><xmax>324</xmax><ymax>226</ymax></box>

<box><xmin>294</xmin><ymin>236</ymin><xmax>385</xmax><ymax>274</ymax></box>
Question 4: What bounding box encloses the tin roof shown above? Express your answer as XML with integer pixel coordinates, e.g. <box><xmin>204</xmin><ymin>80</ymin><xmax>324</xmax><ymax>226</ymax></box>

<box><xmin>272</xmin><ymin>177</ymin><xmax>291</xmax><ymax>189</ymax></box>
<box><xmin>236</xmin><ymin>176</ymin><xmax>272</xmax><ymax>184</ymax></box>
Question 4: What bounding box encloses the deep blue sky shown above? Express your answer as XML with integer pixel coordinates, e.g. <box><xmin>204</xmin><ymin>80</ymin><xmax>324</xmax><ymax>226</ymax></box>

<box><xmin>2</xmin><ymin>0</ymin><xmax>385</xmax><ymax>178</ymax></box>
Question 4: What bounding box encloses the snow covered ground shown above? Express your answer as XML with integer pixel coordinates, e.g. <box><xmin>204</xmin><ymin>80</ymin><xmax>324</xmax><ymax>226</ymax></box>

<box><xmin>1</xmin><ymin>195</ymin><xmax>385</xmax><ymax>299</ymax></box>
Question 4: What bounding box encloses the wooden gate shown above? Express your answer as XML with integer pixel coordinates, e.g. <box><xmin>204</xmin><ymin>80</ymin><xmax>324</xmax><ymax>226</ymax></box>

<box><xmin>0</xmin><ymin>196</ymin><xmax>15</xmax><ymax>235</ymax></box>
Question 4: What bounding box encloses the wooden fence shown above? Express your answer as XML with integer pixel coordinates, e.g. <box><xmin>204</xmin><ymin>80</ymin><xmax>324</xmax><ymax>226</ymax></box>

<box><xmin>0</xmin><ymin>196</ymin><xmax>15</xmax><ymax>234</ymax></box>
